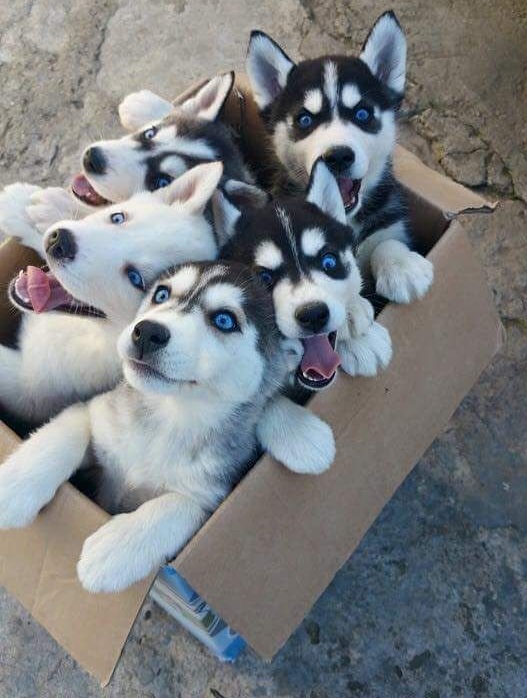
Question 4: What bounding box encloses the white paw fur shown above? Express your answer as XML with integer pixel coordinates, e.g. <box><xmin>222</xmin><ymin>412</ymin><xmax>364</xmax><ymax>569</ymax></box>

<box><xmin>338</xmin><ymin>321</ymin><xmax>392</xmax><ymax>377</ymax></box>
<box><xmin>372</xmin><ymin>239</ymin><xmax>434</xmax><ymax>304</ymax></box>
<box><xmin>347</xmin><ymin>295</ymin><xmax>374</xmax><ymax>337</ymax></box>
<box><xmin>0</xmin><ymin>463</ymin><xmax>44</xmax><ymax>528</ymax></box>
<box><xmin>27</xmin><ymin>187</ymin><xmax>90</xmax><ymax>233</ymax></box>
<box><xmin>0</xmin><ymin>182</ymin><xmax>44</xmax><ymax>253</ymax></box>
<box><xmin>77</xmin><ymin>513</ymin><xmax>157</xmax><ymax>593</ymax></box>
<box><xmin>257</xmin><ymin>395</ymin><xmax>335</xmax><ymax>475</ymax></box>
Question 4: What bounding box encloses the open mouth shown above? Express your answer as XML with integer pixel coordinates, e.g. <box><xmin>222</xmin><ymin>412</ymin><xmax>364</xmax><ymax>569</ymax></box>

<box><xmin>296</xmin><ymin>330</ymin><xmax>340</xmax><ymax>390</ymax></box>
<box><xmin>337</xmin><ymin>177</ymin><xmax>361</xmax><ymax>212</ymax></box>
<box><xmin>71</xmin><ymin>173</ymin><xmax>111</xmax><ymax>207</ymax></box>
<box><xmin>126</xmin><ymin>358</ymin><xmax>196</xmax><ymax>386</ymax></box>
<box><xmin>9</xmin><ymin>266</ymin><xmax>105</xmax><ymax>318</ymax></box>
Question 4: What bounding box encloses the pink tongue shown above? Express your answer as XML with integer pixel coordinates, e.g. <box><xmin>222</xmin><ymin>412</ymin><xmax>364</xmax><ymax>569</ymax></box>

<box><xmin>337</xmin><ymin>177</ymin><xmax>356</xmax><ymax>206</ymax></box>
<box><xmin>300</xmin><ymin>335</ymin><xmax>341</xmax><ymax>380</ymax></box>
<box><xmin>15</xmin><ymin>266</ymin><xmax>74</xmax><ymax>313</ymax></box>
<box><xmin>71</xmin><ymin>173</ymin><xmax>108</xmax><ymax>206</ymax></box>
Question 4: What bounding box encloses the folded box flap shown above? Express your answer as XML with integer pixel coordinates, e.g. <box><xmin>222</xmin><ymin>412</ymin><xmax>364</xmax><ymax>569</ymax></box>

<box><xmin>0</xmin><ymin>426</ymin><xmax>153</xmax><ymax>686</ymax></box>
<box><xmin>394</xmin><ymin>145</ymin><xmax>497</xmax><ymax>218</ymax></box>
<box><xmin>174</xmin><ymin>221</ymin><xmax>502</xmax><ymax>659</ymax></box>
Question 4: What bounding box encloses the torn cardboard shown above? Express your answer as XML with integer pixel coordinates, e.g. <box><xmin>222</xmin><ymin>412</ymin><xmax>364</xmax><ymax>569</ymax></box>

<box><xmin>0</xmin><ymin>76</ymin><xmax>501</xmax><ymax>685</ymax></box>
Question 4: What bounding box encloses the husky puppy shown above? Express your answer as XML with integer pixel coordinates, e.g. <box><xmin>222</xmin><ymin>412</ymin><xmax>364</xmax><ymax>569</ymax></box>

<box><xmin>70</xmin><ymin>72</ymin><xmax>254</xmax><ymax>208</ymax></box>
<box><xmin>217</xmin><ymin>159</ymin><xmax>392</xmax><ymax>391</ymax></box>
<box><xmin>245</xmin><ymin>11</ymin><xmax>434</xmax><ymax>304</ymax></box>
<box><xmin>0</xmin><ymin>163</ymin><xmax>223</xmax><ymax>424</ymax></box>
<box><xmin>0</xmin><ymin>261</ymin><xmax>307</xmax><ymax>593</ymax></box>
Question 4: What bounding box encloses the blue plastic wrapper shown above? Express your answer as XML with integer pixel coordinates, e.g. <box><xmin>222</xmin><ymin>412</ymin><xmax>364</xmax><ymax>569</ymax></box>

<box><xmin>149</xmin><ymin>566</ymin><xmax>246</xmax><ymax>662</ymax></box>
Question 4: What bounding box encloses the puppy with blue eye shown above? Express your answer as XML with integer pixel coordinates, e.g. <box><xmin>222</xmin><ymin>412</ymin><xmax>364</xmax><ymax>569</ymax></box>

<box><xmin>0</xmin><ymin>261</ymin><xmax>314</xmax><ymax>593</ymax></box>
<box><xmin>246</xmin><ymin>11</ymin><xmax>434</xmax><ymax>304</ymax></box>
<box><xmin>216</xmin><ymin>159</ymin><xmax>393</xmax><ymax>392</ymax></box>
<box><xmin>0</xmin><ymin>163</ymin><xmax>223</xmax><ymax>425</ymax></box>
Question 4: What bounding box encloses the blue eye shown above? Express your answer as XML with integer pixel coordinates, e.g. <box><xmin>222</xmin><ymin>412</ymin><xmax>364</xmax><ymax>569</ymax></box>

<box><xmin>258</xmin><ymin>268</ymin><xmax>274</xmax><ymax>286</ymax></box>
<box><xmin>355</xmin><ymin>107</ymin><xmax>372</xmax><ymax>123</ymax></box>
<box><xmin>153</xmin><ymin>285</ymin><xmax>170</xmax><ymax>304</ymax></box>
<box><xmin>126</xmin><ymin>266</ymin><xmax>145</xmax><ymax>290</ymax></box>
<box><xmin>154</xmin><ymin>174</ymin><xmax>173</xmax><ymax>189</ymax></box>
<box><xmin>321</xmin><ymin>252</ymin><xmax>338</xmax><ymax>273</ymax></box>
<box><xmin>296</xmin><ymin>111</ymin><xmax>313</xmax><ymax>129</ymax></box>
<box><xmin>211</xmin><ymin>310</ymin><xmax>238</xmax><ymax>333</ymax></box>
<box><xmin>143</xmin><ymin>126</ymin><xmax>157</xmax><ymax>140</ymax></box>
<box><xmin>110</xmin><ymin>211</ymin><xmax>126</xmax><ymax>224</ymax></box>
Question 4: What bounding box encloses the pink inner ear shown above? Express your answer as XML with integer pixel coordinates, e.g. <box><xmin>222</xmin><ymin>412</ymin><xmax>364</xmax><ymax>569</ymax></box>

<box><xmin>199</xmin><ymin>87</ymin><xmax>216</xmax><ymax>110</ymax></box>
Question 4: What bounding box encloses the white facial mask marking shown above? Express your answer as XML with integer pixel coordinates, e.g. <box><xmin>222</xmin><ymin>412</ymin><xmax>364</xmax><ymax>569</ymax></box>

<box><xmin>255</xmin><ymin>241</ymin><xmax>284</xmax><ymax>270</ymax></box>
<box><xmin>304</xmin><ymin>88</ymin><xmax>323</xmax><ymax>114</ymax></box>
<box><xmin>301</xmin><ymin>227</ymin><xmax>326</xmax><ymax>257</ymax></box>
<box><xmin>323</xmin><ymin>61</ymin><xmax>339</xmax><ymax>111</ymax></box>
<box><xmin>341</xmin><ymin>84</ymin><xmax>361</xmax><ymax>109</ymax></box>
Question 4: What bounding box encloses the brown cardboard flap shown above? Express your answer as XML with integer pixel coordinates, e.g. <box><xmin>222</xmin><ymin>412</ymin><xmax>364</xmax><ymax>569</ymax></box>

<box><xmin>0</xmin><ymin>428</ymin><xmax>153</xmax><ymax>686</ymax></box>
<box><xmin>394</xmin><ymin>145</ymin><xmax>497</xmax><ymax>218</ymax></box>
<box><xmin>174</xmin><ymin>221</ymin><xmax>502</xmax><ymax>659</ymax></box>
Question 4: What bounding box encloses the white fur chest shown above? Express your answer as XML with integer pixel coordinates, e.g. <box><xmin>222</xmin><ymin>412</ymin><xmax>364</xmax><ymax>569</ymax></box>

<box><xmin>18</xmin><ymin>314</ymin><xmax>122</xmax><ymax>420</ymax></box>
<box><xmin>88</xmin><ymin>385</ymin><xmax>233</xmax><ymax>515</ymax></box>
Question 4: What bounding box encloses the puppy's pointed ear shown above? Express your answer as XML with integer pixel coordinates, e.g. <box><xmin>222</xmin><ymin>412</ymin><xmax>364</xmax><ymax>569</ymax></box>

<box><xmin>162</xmin><ymin>162</ymin><xmax>223</xmax><ymax>214</ymax></box>
<box><xmin>360</xmin><ymin>11</ymin><xmax>406</xmax><ymax>98</ymax></box>
<box><xmin>212</xmin><ymin>189</ymin><xmax>242</xmax><ymax>247</ymax></box>
<box><xmin>306</xmin><ymin>159</ymin><xmax>347</xmax><ymax>225</ymax></box>
<box><xmin>118</xmin><ymin>90</ymin><xmax>174</xmax><ymax>131</ymax></box>
<box><xmin>246</xmin><ymin>31</ymin><xmax>295</xmax><ymax>110</ymax></box>
<box><xmin>177</xmin><ymin>72</ymin><xmax>234</xmax><ymax>122</ymax></box>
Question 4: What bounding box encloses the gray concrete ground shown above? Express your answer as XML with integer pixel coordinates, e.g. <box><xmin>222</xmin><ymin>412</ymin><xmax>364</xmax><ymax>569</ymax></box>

<box><xmin>0</xmin><ymin>1</ymin><xmax>526</xmax><ymax>696</ymax></box>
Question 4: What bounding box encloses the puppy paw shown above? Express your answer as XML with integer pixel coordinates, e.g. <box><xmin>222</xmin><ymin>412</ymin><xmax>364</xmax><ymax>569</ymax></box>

<box><xmin>338</xmin><ymin>321</ymin><xmax>392</xmax><ymax>377</ymax></box>
<box><xmin>0</xmin><ymin>182</ymin><xmax>44</xmax><ymax>252</ymax></box>
<box><xmin>27</xmin><ymin>187</ymin><xmax>83</xmax><ymax>233</ymax></box>
<box><xmin>258</xmin><ymin>400</ymin><xmax>335</xmax><ymax>475</ymax></box>
<box><xmin>347</xmin><ymin>295</ymin><xmax>374</xmax><ymax>337</ymax></box>
<box><xmin>118</xmin><ymin>90</ymin><xmax>173</xmax><ymax>131</ymax></box>
<box><xmin>289</xmin><ymin>413</ymin><xmax>335</xmax><ymax>474</ymax></box>
<box><xmin>375</xmin><ymin>251</ymin><xmax>434</xmax><ymax>304</ymax></box>
<box><xmin>0</xmin><ymin>463</ymin><xmax>47</xmax><ymax>528</ymax></box>
<box><xmin>77</xmin><ymin>514</ymin><xmax>156</xmax><ymax>593</ymax></box>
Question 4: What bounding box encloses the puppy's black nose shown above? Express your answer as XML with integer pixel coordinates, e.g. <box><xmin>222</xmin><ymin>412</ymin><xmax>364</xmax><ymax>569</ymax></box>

<box><xmin>45</xmin><ymin>228</ymin><xmax>77</xmax><ymax>261</ymax></box>
<box><xmin>295</xmin><ymin>302</ymin><xmax>330</xmax><ymax>333</ymax></box>
<box><xmin>83</xmin><ymin>146</ymin><xmax>107</xmax><ymax>175</ymax></box>
<box><xmin>323</xmin><ymin>146</ymin><xmax>355</xmax><ymax>173</ymax></box>
<box><xmin>132</xmin><ymin>320</ymin><xmax>170</xmax><ymax>358</ymax></box>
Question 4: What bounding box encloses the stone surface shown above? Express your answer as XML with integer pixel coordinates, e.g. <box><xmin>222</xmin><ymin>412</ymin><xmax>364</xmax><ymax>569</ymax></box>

<box><xmin>0</xmin><ymin>1</ymin><xmax>526</xmax><ymax>696</ymax></box>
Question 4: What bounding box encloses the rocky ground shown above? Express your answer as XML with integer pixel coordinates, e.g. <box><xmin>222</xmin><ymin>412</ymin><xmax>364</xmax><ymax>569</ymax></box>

<box><xmin>0</xmin><ymin>1</ymin><xmax>526</xmax><ymax>696</ymax></box>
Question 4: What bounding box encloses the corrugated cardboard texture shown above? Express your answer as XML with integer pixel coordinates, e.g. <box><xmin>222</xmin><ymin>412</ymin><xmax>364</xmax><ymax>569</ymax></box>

<box><xmin>174</xmin><ymin>221</ymin><xmax>502</xmax><ymax>659</ymax></box>
<box><xmin>0</xmin><ymin>425</ymin><xmax>154</xmax><ymax>686</ymax></box>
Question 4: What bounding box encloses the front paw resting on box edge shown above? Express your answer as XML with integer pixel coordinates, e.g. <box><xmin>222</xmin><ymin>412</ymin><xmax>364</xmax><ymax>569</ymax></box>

<box><xmin>77</xmin><ymin>514</ymin><xmax>158</xmax><ymax>593</ymax></box>
<box><xmin>338</xmin><ymin>321</ymin><xmax>392</xmax><ymax>377</ymax></box>
<box><xmin>0</xmin><ymin>464</ymin><xmax>49</xmax><ymax>529</ymax></box>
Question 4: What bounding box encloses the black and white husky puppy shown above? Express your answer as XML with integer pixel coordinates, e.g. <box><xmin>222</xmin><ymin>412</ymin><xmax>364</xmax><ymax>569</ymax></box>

<box><xmin>0</xmin><ymin>261</ymin><xmax>306</xmax><ymax>593</ymax></box>
<box><xmin>245</xmin><ymin>11</ymin><xmax>434</xmax><ymax>304</ymax></box>
<box><xmin>71</xmin><ymin>72</ymin><xmax>254</xmax><ymax>208</ymax></box>
<box><xmin>217</xmin><ymin>160</ymin><xmax>392</xmax><ymax>392</ymax></box>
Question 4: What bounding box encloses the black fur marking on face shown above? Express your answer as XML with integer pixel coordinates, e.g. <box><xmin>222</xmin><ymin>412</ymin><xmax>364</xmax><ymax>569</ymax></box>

<box><xmin>221</xmin><ymin>198</ymin><xmax>354</xmax><ymax>286</ymax></box>
<box><xmin>154</xmin><ymin>262</ymin><xmax>280</xmax><ymax>356</ymax></box>
<box><xmin>267</xmin><ymin>55</ymin><xmax>399</xmax><ymax>141</ymax></box>
<box><xmin>139</xmin><ymin>118</ymin><xmax>249</xmax><ymax>191</ymax></box>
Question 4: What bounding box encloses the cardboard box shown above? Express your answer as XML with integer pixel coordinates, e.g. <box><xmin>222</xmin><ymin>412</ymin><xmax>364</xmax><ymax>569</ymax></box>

<box><xmin>0</xmin><ymin>77</ymin><xmax>501</xmax><ymax>685</ymax></box>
